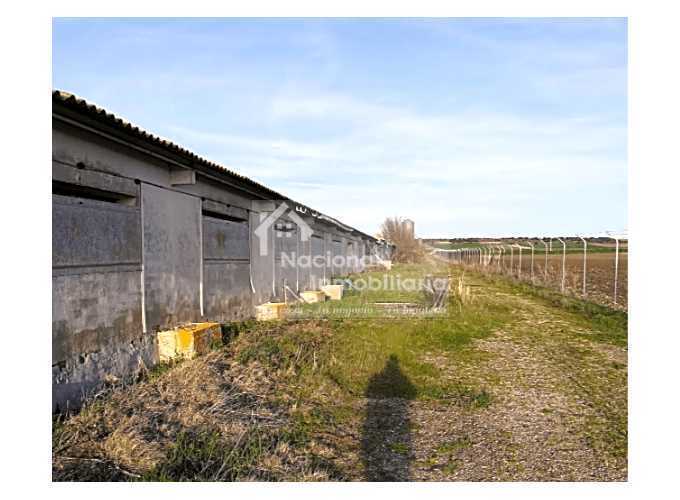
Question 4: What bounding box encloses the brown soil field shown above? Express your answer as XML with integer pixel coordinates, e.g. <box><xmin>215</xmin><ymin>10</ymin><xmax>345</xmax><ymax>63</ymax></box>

<box><xmin>496</xmin><ymin>252</ymin><xmax>627</xmax><ymax>310</ymax></box>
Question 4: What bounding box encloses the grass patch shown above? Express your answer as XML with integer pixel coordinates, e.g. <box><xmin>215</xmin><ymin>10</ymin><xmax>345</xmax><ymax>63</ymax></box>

<box><xmin>233</xmin><ymin>264</ymin><xmax>510</xmax><ymax>409</ymax></box>
<box><xmin>436</xmin><ymin>436</ymin><xmax>472</xmax><ymax>454</ymax></box>
<box><xmin>476</xmin><ymin>272</ymin><xmax>627</xmax><ymax>347</ymax></box>
<box><xmin>237</xmin><ymin>336</ymin><xmax>282</xmax><ymax>365</ymax></box>
<box><xmin>142</xmin><ymin>426</ymin><xmax>298</xmax><ymax>481</ymax></box>
<box><xmin>145</xmin><ymin>357</ymin><xmax>186</xmax><ymax>382</ymax></box>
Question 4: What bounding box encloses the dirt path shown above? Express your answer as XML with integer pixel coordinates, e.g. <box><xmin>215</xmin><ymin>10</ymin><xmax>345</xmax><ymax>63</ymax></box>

<box><xmin>342</xmin><ymin>274</ymin><xmax>627</xmax><ymax>481</ymax></box>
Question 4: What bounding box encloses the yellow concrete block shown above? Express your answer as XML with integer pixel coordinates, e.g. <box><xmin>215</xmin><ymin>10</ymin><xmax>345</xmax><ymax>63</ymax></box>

<box><xmin>255</xmin><ymin>302</ymin><xmax>288</xmax><ymax>321</ymax></box>
<box><xmin>157</xmin><ymin>330</ymin><xmax>178</xmax><ymax>363</ymax></box>
<box><xmin>157</xmin><ymin>322</ymin><xmax>222</xmax><ymax>362</ymax></box>
<box><xmin>300</xmin><ymin>290</ymin><xmax>326</xmax><ymax>304</ymax></box>
<box><xmin>321</xmin><ymin>284</ymin><xmax>344</xmax><ymax>301</ymax></box>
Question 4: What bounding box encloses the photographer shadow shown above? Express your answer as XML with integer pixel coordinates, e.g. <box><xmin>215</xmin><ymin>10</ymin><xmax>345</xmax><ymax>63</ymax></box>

<box><xmin>360</xmin><ymin>354</ymin><xmax>417</xmax><ymax>481</ymax></box>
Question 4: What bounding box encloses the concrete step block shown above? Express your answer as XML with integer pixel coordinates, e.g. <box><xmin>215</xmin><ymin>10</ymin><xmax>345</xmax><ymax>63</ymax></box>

<box><xmin>157</xmin><ymin>322</ymin><xmax>222</xmax><ymax>362</ymax></box>
<box><xmin>321</xmin><ymin>284</ymin><xmax>344</xmax><ymax>301</ymax></box>
<box><xmin>300</xmin><ymin>290</ymin><xmax>327</xmax><ymax>304</ymax></box>
<box><xmin>255</xmin><ymin>302</ymin><xmax>288</xmax><ymax>321</ymax></box>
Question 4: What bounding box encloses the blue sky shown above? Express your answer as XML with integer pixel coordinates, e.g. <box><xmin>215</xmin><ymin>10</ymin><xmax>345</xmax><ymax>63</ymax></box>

<box><xmin>53</xmin><ymin>18</ymin><xmax>627</xmax><ymax>238</ymax></box>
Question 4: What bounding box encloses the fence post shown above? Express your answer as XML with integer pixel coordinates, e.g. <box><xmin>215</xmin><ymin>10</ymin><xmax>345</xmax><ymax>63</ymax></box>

<box><xmin>613</xmin><ymin>236</ymin><xmax>620</xmax><ymax>305</ymax></box>
<box><xmin>578</xmin><ymin>235</ymin><xmax>587</xmax><ymax>297</ymax></box>
<box><xmin>539</xmin><ymin>239</ymin><xmax>548</xmax><ymax>283</ymax></box>
<box><xmin>527</xmin><ymin>241</ymin><xmax>535</xmax><ymax>284</ymax></box>
<box><xmin>505</xmin><ymin>245</ymin><xmax>510</xmax><ymax>276</ymax></box>
<box><xmin>510</xmin><ymin>244</ymin><xmax>514</xmax><ymax>275</ymax></box>
<box><xmin>514</xmin><ymin>244</ymin><xmax>523</xmax><ymax>280</ymax></box>
<box><xmin>556</xmin><ymin>237</ymin><xmax>566</xmax><ymax>293</ymax></box>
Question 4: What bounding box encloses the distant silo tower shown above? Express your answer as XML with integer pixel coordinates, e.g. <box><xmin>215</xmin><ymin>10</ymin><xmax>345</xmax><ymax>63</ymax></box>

<box><xmin>403</xmin><ymin>218</ymin><xmax>415</xmax><ymax>239</ymax></box>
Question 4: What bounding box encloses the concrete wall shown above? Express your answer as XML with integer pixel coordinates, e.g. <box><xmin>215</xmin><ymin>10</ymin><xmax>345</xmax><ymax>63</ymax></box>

<box><xmin>202</xmin><ymin>214</ymin><xmax>252</xmax><ymax>321</ymax></box>
<box><xmin>52</xmin><ymin>195</ymin><xmax>152</xmax><ymax>409</ymax></box>
<box><xmin>142</xmin><ymin>183</ymin><xmax>202</xmax><ymax>331</ymax></box>
<box><xmin>310</xmin><ymin>235</ymin><xmax>325</xmax><ymax>289</ymax></box>
<box><xmin>52</xmin><ymin>118</ymin><xmax>378</xmax><ymax>411</ymax></box>
<box><xmin>274</xmin><ymin>218</ymin><xmax>299</xmax><ymax>299</ymax></box>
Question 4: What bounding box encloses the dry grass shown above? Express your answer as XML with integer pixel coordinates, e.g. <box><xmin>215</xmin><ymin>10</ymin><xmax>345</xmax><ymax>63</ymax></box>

<box><xmin>52</xmin><ymin>321</ymin><xmax>345</xmax><ymax>481</ymax></box>
<box><xmin>53</xmin><ymin>262</ymin><xmax>627</xmax><ymax>482</ymax></box>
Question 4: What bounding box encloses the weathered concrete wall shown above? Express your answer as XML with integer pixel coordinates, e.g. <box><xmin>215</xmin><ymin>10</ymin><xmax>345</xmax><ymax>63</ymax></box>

<box><xmin>249</xmin><ymin>209</ymin><xmax>275</xmax><ymax>305</ymax></box>
<box><xmin>202</xmin><ymin>215</ymin><xmax>252</xmax><ymax>321</ymax></box>
<box><xmin>310</xmin><ymin>234</ymin><xmax>326</xmax><ymax>289</ymax></box>
<box><xmin>297</xmin><ymin>236</ymin><xmax>312</xmax><ymax>292</ymax></box>
<box><xmin>52</xmin><ymin>194</ymin><xmax>148</xmax><ymax>411</ymax></box>
<box><xmin>331</xmin><ymin>237</ymin><xmax>343</xmax><ymax>277</ymax></box>
<box><xmin>52</xmin><ymin>115</ymin><xmax>379</xmax><ymax>411</ymax></box>
<box><xmin>141</xmin><ymin>183</ymin><xmax>202</xmax><ymax>330</ymax></box>
<box><xmin>274</xmin><ymin>219</ymin><xmax>299</xmax><ymax>300</ymax></box>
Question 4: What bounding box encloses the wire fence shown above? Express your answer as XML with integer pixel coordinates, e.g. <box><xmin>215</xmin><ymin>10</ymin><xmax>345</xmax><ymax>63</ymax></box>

<box><xmin>430</xmin><ymin>233</ymin><xmax>628</xmax><ymax>311</ymax></box>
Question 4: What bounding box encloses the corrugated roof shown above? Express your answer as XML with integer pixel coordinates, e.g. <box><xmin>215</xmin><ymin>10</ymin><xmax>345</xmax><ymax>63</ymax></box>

<box><xmin>52</xmin><ymin>90</ymin><xmax>287</xmax><ymax>200</ymax></box>
<box><xmin>52</xmin><ymin>90</ymin><xmax>377</xmax><ymax>241</ymax></box>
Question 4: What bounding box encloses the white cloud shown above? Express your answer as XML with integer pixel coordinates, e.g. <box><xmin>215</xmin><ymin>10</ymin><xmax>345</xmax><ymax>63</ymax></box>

<box><xmin>165</xmin><ymin>90</ymin><xmax>625</xmax><ymax>237</ymax></box>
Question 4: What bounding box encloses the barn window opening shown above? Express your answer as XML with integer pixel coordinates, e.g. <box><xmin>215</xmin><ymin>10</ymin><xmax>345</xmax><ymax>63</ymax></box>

<box><xmin>201</xmin><ymin>209</ymin><xmax>247</xmax><ymax>224</ymax></box>
<box><xmin>52</xmin><ymin>180</ymin><xmax>136</xmax><ymax>206</ymax></box>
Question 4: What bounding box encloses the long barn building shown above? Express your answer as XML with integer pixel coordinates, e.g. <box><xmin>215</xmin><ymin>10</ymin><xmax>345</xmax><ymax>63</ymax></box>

<box><xmin>52</xmin><ymin>91</ymin><xmax>392</xmax><ymax>411</ymax></box>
